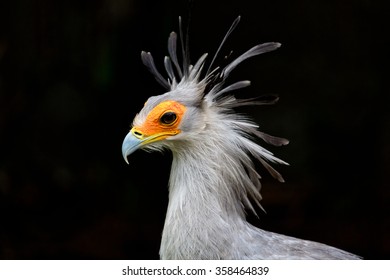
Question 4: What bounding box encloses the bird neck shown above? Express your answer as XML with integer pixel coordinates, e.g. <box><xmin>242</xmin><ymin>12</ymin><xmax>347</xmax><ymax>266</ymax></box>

<box><xmin>160</xmin><ymin>123</ymin><xmax>254</xmax><ymax>259</ymax></box>
<box><xmin>169</xmin><ymin>134</ymin><xmax>248</xmax><ymax>219</ymax></box>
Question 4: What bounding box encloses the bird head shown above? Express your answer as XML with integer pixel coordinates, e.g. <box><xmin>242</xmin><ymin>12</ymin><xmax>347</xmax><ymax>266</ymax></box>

<box><xmin>122</xmin><ymin>79</ymin><xmax>208</xmax><ymax>162</ymax></box>
<box><xmin>122</xmin><ymin>16</ymin><xmax>288</xmax><ymax>174</ymax></box>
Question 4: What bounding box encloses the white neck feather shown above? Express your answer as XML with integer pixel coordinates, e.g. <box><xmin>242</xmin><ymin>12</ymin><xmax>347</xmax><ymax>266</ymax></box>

<box><xmin>159</xmin><ymin>108</ymin><xmax>264</xmax><ymax>259</ymax></box>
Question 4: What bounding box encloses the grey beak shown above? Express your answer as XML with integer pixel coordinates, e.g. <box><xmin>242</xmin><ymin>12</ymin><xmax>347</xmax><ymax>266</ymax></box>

<box><xmin>121</xmin><ymin>131</ymin><xmax>143</xmax><ymax>164</ymax></box>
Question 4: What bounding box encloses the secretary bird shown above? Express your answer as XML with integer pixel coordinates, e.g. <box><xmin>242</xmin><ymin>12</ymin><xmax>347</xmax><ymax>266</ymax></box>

<box><xmin>121</xmin><ymin>16</ymin><xmax>359</xmax><ymax>260</ymax></box>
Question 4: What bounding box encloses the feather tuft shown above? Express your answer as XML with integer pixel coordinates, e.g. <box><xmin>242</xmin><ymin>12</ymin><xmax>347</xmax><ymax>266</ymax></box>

<box><xmin>168</xmin><ymin>32</ymin><xmax>183</xmax><ymax>79</ymax></box>
<box><xmin>222</xmin><ymin>42</ymin><xmax>281</xmax><ymax>78</ymax></box>
<box><xmin>141</xmin><ymin>51</ymin><xmax>170</xmax><ymax>89</ymax></box>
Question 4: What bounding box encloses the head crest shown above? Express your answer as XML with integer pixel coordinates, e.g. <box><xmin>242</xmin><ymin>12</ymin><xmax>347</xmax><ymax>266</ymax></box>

<box><xmin>140</xmin><ymin>16</ymin><xmax>281</xmax><ymax>106</ymax></box>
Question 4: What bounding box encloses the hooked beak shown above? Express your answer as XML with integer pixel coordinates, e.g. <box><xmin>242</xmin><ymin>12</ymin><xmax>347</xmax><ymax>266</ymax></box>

<box><xmin>122</xmin><ymin>129</ymin><xmax>143</xmax><ymax>164</ymax></box>
<box><xmin>122</xmin><ymin>127</ymin><xmax>174</xmax><ymax>164</ymax></box>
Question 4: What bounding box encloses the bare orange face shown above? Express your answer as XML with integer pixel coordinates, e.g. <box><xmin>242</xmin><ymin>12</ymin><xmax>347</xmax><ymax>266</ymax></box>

<box><xmin>122</xmin><ymin>100</ymin><xmax>187</xmax><ymax>162</ymax></box>
<box><xmin>131</xmin><ymin>100</ymin><xmax>187</xmax><ymax>143</ymax></box>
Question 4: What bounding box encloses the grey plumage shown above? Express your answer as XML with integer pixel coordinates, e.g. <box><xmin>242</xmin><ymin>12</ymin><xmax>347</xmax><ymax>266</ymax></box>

<box><xmin>141</xmin><ymin>51</ymin><xmax>170</xmax><ymax>89</ymax></box>
<box><xmin>122</xmin><ymin>16</ymin><xmax>360</xmax><ymax>260</ymax></box>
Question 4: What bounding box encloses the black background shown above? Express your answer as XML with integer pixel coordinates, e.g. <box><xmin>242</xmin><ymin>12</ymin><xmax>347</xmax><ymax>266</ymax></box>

<box><xmin>0</xmin><ymin>0</ymin><xmax>388</xmax><ymax>259</ymax></box>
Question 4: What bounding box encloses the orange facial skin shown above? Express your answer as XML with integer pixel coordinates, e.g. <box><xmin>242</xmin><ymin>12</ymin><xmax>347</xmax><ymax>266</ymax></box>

<box><xmin>131</xmin><ymin>100</ymin><xmax>187</xmax><ymax>141</ymax></box>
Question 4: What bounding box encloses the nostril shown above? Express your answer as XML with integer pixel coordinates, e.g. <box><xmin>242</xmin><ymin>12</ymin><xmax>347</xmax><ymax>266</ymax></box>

<box><xmin>132</xmin><ymin>129</ymin><xmax>143</xmax><ymax>138</ymax></box>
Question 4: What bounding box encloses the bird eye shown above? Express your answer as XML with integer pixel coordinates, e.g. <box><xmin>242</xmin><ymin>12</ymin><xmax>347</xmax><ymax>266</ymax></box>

<box><xmin>160</xmin><ymin>112</ymin><xmax>177</xmax><ymax>125</ymax></box>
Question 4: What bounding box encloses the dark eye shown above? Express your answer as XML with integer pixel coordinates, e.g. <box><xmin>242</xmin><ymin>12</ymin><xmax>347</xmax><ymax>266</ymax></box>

<box><xmin>160</xmin><ymin>112</ymin><xmax>177</xmax><ymax>125</ymax></box>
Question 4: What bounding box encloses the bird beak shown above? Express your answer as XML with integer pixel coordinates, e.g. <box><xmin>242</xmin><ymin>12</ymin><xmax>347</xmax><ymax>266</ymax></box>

<box><xmin>122</xmin><ymin>127</ymin><xmax>171</xmax><ymax>164</ymax></box>
<box><xmin>122</xmin><ymin>129</ymin><xmax>144</xmax><ymax>164</ymax></box>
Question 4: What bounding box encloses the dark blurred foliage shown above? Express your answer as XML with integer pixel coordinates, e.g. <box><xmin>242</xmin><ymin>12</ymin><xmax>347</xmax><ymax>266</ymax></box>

<box><xmin>0</xmin><ymin>0</ymin><xmax>388</xmax><ymax>259</ymax></box>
